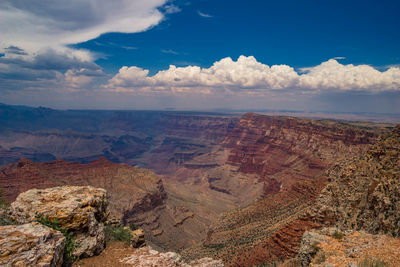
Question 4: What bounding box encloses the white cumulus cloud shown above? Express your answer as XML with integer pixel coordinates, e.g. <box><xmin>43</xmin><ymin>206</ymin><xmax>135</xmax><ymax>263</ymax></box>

<box><xmin>299</xmin><ymin>59</ymin><xmax>400</xmax><ymax>92</ymax></box>
<box><xmin>105</xmin><ymin>56</ymin><xmax>400</xmax><ymax>94</ymax></box>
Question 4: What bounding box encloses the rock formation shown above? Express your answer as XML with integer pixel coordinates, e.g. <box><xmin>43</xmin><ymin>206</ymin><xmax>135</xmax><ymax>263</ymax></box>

<box><xmin>298</xmin><ymin>227</ymin><xmax>400</xmax><ymax>267</ymax></box>
<box><xmin>9</xmin><ymin>185</ymin><xmax>108</xmax><ymax>258</ymax></box>
<box><xmin>0</xmin><ymin>222</ymin><xmax>66</xmax><ymax>267</ymax></box>
<box><xmin>223</xmin><ymin>113</ymin><xmax>381</xmax><ymax>192</ymax></box>
<box><xmin>182</xmin><ymin>113</ymin><xmax>387</xmax><ymax>266</ymax></box>
<box><xmin>310</xmin><ymin>125</ymin><xmax>400</xmax><ymax>236</ymax></box>
<box><xmin>129</xmin><ymin>228</ymin><xmax>146</xmax><ymax>248</ymax></box>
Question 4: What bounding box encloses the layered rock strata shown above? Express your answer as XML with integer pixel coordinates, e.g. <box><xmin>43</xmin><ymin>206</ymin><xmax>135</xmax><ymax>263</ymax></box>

<box><xmin>309</xmin><ymin>125</ymin><xmax>400</xmax><ymax>236</ymax></box>
<box><xmin>183</xmin><ymin>113</ymin><xmax>387</xmax><ymax>266</ymax></box>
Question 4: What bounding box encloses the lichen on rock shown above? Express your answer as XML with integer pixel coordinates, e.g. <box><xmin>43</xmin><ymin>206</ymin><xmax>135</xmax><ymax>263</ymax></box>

<box><xmin>0</xmin><ymin>222</ymin><xmax>66</xmax><ymax>267</ymax></box>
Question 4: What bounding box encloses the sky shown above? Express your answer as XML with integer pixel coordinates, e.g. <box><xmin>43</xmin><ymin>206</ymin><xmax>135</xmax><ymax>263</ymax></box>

<box><xmin>0</xmin><ymin>0</ymin><xmax>399</xmax><ymax>113</ymax></box>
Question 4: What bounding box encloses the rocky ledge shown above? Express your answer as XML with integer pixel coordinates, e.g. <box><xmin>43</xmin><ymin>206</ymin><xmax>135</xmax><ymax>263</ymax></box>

<box><xmin>9</xmin><ymin>185</ymin><xmax>108</xmax><ymax>259</ymax></box>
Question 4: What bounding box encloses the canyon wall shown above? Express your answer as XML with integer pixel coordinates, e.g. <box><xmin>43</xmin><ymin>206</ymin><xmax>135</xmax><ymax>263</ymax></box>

<box><xmin>0</xmin><ymin>104</ymin><xmax>394</xmax><ymax>264</ymax></box>
<box><xmin>182</xmin><ymin>113</ymin><xmax>388</xmax><ymax>265</ymax></box>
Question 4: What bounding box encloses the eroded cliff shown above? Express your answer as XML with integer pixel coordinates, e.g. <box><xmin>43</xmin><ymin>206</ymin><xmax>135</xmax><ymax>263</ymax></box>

<box><xmin>182</xmin><ymin>113</ymin><xmax>387</xmax><ymax>266</ymax></box>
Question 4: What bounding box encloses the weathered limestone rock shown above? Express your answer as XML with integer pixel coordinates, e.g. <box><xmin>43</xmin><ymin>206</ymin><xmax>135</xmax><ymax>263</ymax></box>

<box><xmin>297</xmin><ymin>230</ymin><xmax>327</xmax><ymax>267</ymax></box>
<box><xmin>130</xmin><ymin>228</ymin><xmax>146</xmax><ymax>248</ymax></box>
<box><xmin>0</xmin><ymin>222</ymin><xmax>65</xmax><ymax>267</ymax></box>
<box><xmin>9</xmin><ymin>185</ymin><xmax>108</xmax><ymax>259</ymax></box>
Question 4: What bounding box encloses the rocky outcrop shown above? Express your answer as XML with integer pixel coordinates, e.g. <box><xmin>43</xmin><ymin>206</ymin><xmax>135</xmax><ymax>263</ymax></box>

<box><xmin>0</xmin><ymin>222</ymin><xmax>65</xmax><ymax>267</ymax></box>
<box><xmin>309</xmin><ymin>125</ymin><xmax>400</xmax><ymax>237</ymax></box>
<box><xmin>9</xmin><ymin>185</ymin><xmax>108</xmax><ymax>258</ymax></box>
<box><xmin>0</xmin><ymin>158</ymin><xmax>166</xmax><ymax>222</ymax></box>
<box><xmin>129</xmin><ymin>228</ymin><xmax>146</xmax><ymax>248</ymax></box>
<box><xmin>298</xmin><ymin>228</ymin><xmax>400</xmax><ymax>267</ymax></box>
<box><xmin>297</xmin><ymin>229</ymin><xmax>328</xmax><ymax>267</ymax></box>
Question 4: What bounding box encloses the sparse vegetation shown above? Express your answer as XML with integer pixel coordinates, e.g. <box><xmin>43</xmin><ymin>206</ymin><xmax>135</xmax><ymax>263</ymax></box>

<box><xmin>253</xmin><ymin>260</ymin><xmax>281</xmax><ymax>267</ymax></box>
<box><xmin>35</xmin><ymin>213</ymin><xmax>76</xmax><ymax>266</ymax></box>
<box><xmin>105</xmin><ymin>224</ymin><xmax>132</xmax><ymax>244</ymax></box>
<box><xmin>129</xmin><ymin>221</ymin><xmax>138</xmax><ymax>231</ymax></box>
<box><xmin>0</xmin><ymin>189</ymin><xmax>7</xmax><ymax>208</ymax></box>
<box><xmin>332</xmin><ymin>230</ymin><xmax>345</xmax><ymax>240</ymax></box>
<box><xmin>0</xmin><ymin>189</ymin><xmax>16</xmax><ymax>226</ymax></box>
<box><xmin>357</xmin><ymin>257</ymin><xmax>388</xmax><ymax>267</ymax></box>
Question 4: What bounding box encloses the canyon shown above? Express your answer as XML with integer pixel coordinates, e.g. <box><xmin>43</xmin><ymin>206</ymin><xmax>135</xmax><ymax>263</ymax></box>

<box><xmin>0</xmin><ymin>103</ymin><xmax>397</xmax><ymax>265</ymax></box>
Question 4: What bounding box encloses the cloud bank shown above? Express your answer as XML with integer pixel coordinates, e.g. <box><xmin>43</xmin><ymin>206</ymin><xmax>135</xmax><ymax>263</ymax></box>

<box><xmin>0</xmin><ymin>0</ymin><xmax>172</xmax><ymax>91</ymax></box>
<box><xmin>106</xmin><ymin>56</ymin><xmax>400</xmax><ymax>94</ymax></box>
<box><xmin>0</xmin><ymin>0</ymin><xmax>168</xmax><ymax>52</ymax></box>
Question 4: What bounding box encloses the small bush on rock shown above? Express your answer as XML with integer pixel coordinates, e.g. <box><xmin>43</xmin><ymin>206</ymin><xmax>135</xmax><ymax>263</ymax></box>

<box><xmin>35</xmin><ymin>214</ymin><xmax>76</xmax><ymax>266</ymax></box>
<box><xmin>105</xmin><ymin>224</ymin><xmax>132</xmax><ymax>244</ymax></box>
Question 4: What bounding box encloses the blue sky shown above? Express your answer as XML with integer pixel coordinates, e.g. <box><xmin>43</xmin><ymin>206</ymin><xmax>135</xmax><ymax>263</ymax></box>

<box><xmin>0</xmin><ymin>0</ymin><xmax>399</xmax><ymax>113</ymax></box>
<box><xmin>76</xmin><ymin>0</ymin><xmax>400</xmax><ymax>73</ymax></box>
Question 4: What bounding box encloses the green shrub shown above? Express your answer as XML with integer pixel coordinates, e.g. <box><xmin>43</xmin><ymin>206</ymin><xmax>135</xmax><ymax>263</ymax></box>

<box><xmin>0</xmin><ymin>213</ymin><xmax>15</xmax><ymax>226</ymax></box>
<box><xmin>35</xmin><ymin>214</ymin><xmax>76</xmax><ymax>266</ymax></box>
<box><xmin>129</xmin><ymin>221</ymin><xmax>138</xmax><ymax>231</ymax></box>
<box><xmin>105</xmin><ymin>224</ymin><xmax>132</xmax><ymax>244</ymax></box>
<box><xmin>0</xmin><ymin>189</ymin><xmax>7</xmax><ymax>208</ymax></box>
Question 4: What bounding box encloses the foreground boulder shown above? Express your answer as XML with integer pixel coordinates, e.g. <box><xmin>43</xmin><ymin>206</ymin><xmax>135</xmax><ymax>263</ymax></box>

<box><xmin>0</xmin><ymin>222</ymin><xmax>65</xmax><ymax>266</ymax></box>
<box><xmin>9</xmin><ymin>185</ymin><xmax>108</xmax><ymax>259</ymax></box>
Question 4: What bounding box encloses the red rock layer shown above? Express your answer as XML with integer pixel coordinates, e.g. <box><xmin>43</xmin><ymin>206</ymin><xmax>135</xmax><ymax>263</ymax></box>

<box><xmin>223</xmin><ymin>112</ymin><xmax>380</xmax><ymax>193</ymax></box>
<box><xmin>232</xmin><ymin>217</ymin><xmax>321</xmax><ymax>266</ymax></box>
<box><xmin>183</xmin><ymin>113</ymin><xmax>384</xmax><ymax>265</ymax></box>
